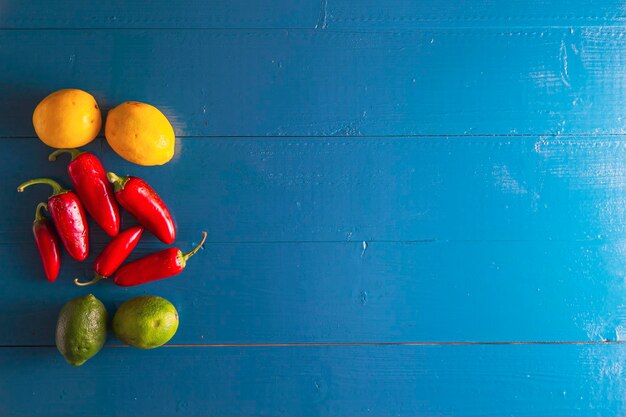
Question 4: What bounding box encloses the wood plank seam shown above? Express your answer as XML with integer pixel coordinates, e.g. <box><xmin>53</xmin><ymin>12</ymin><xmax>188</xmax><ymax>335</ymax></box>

<box><xmin>10</xmin><ymin>134</ymin><xmax>626</xmax><ymax>140</ymax></box>
<box><xmin>3</xmin><ymin>341</ymin><xmax>626</xmax><ymax>348</ymax></box>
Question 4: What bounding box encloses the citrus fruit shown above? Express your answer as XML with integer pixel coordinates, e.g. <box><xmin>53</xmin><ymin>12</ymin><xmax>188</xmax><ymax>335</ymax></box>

<box><xmin>32</xmin><ymin>89</ymin><xmax>102</xmax><ymax>148</ymax></box>
<box><xmin>105</xmin><ymin>101</ymin><xmax>175</xmax><ymax>166</ymax></box>
<box><xmin>55</xmin><ymin>294</ymin><xmax>107</xmax><ymax>366</ymax></box>
<box><xmin>112</xmin><ymin>296</ymin><xmax>179</xmax><ymax>349</ymax></box>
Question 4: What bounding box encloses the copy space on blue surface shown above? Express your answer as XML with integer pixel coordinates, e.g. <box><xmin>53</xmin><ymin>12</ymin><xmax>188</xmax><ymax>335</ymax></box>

<box><xmin>2</xmin><ymin>1</ymin><xmax>626</xmax><ymax>416</ymax></box>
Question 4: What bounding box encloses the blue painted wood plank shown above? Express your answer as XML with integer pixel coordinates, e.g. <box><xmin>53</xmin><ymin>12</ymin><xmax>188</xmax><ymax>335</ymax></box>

<box><xmin>4</xmin><ymin>1</ymin><xmax>626</xmax><ymax>29</ymax></box>
<box><xmin>328</xmin><ymin>0</ymin><xmax>626</xmax><ymax>28</ymax></box>
<box><xmin>1</xmin><ymin>28</ymin><xmax>626</xmax><ymax>136</ymax></box>
<box><xmin>0</xmin><ymin>344</ymin><xmax>624</xmax><ymax>416</ymax></box>
<box><xmin>4</xmin><ymin>137</ymin><xmax>626</xmax><ymax>244</ymax></box>
<box><xmin>2</xmin><ymin>239</ymin><xmax>625</xmax><ymax>344</ymax></box>
<box><xmin>5</xmin><ymin>138</ymin><xmax>626</xmax><ymax>344</ymax></box>
<box><xmin>0</xmin><ymin>0</ymin><xmax>319</xmax><ymax>28</ymax></box>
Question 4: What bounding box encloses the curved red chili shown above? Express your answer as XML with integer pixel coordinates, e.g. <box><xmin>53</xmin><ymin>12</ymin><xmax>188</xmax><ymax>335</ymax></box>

<box><xmin>107</xmin><ymin>172</ymin><xmax>176</xmax><ymax>244</ymax></box>
<box><xmin>114</xmin><ymin>231</ymin><xmax>207</xmax><ymax>287</ymax></box>
<box><xmin>49</xmin><ymin>148</ymin><xmax>120</xmax><ymax>237</ymax></box>
<box><xmin>74</xmin><ymin>226</ymin><xmax>144</xmax><ymax>286</ymax></box>
<box><xmin>18</xmin><ymin>178</ymin><xmax>89</xmax><ymax>261</ymax></box>
<box><xmin>32</xmin><ymin>202</ymin><xmax>61</xmax><ymax>282</ymax></box>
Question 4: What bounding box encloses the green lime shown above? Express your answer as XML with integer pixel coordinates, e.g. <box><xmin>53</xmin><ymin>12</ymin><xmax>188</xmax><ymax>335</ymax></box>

<box><xmin>55</xmin><ymin>294</ymin><xmax>107</xmax><ymax>366</ymax></box>
<box><xmin>112</xmin><ymin>296</ymin><xmax>179</xmax><ymax>349</ymax></box>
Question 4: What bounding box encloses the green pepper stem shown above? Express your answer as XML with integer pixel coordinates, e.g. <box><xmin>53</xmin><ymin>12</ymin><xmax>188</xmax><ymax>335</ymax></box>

<box><xmin>107</xmin><ymin>172</ymin><xmax>129</xmax><ymax>192</ymax></box>
<box><xmin>182</xmin><ymin>231</ymin><xmax>208</xmax><ymax>261</ymax></box>
<box><xmin>74</xmin><ymin>274</ymin><xmax>106</xmax><ymax>287</ymax></box>
<box><xmin>17</xmin><ymin>178</ymin><xmax>66</xmax><ymax>196</ymax></box>
<box><xmin>34</xmin><ymin>202</ymin><xmax>48</xmax><ymax>222</ymax></box>
<box><xmin>48</xmin><ymin>148</ymin><xmax>83</xmax><ymax>162</ymax></box>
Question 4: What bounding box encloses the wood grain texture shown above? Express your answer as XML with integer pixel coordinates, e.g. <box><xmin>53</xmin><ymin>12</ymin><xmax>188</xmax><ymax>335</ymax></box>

<box><xmin>4</xmin><ymin>1</ymin><xmax>626</xmax><ymax>29</ymax></box>
<box><xmin>2</xmin><ymin>28</ymin><xmax>626</xmax><ymax>136</ymax></box>
<box><xmin>4</xmin><ymin>238</ymin><xmax>626</xmax><ymax>345</ymax></box>
<box><xmin>328</xmin><ymin>0</ymin><xmax>626</xmax><ymax>28</ymax></box>
<box><xmin>0</xmin><ymin>0</ymin><xmax>319</xmax><ymax>29</ymax></box>
<box><xmin>5</xmin><ymin>137</ymin><xmax>626</xmax><ymax>344</ymax></box>
<box><xmin>5</xmin><ymin>1</ymin><xmax>626</xmax><ymax>414</ymax></box>
<box><xmin>5</xmin><ymin>137</ymin><xmax>626</xmax><ymax>243</ymax></box>
<box><xmin>1</xmin><ymin>344</ymin><xmax>625</xmax><ymax>416</ymax></box>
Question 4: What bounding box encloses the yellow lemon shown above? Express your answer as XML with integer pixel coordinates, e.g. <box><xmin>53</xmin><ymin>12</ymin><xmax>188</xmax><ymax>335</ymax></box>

<box><xmin>32</xmin><ymin>89</ymin><xmax>102</xmax><ymax>148</ymax></box>
<box><xmin>105</xmin><ymin>101</ymin><xmax>175</xmax><ymax>166</ymax></box>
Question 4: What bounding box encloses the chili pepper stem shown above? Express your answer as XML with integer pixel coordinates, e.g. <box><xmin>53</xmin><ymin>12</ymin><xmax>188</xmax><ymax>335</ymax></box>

<box><xmin>107</xmin><ymin>172</ymin><xmax>130</xmax><ymax>192</ymax></box>
<box><xmin>48</xmin><ymin>148</ymin><xmax>83</xmax><ymax>162</ymax></box>
<box><xmin>17</xmin><ymin>178</ymin><xmax>66</xmax><ymax>196</ymax></box>
<box><xmin>34</xmin><ymin>202</ymin><xmax>48</xmax><ymax>222</ymax></box>
<box><xmin>74</xmin><ymin>274</ymin><xmax>106</xmax><ymax>287</ymax></box>
<box><xmin>182</xmin><ymin>231</ymin><xmax>208</xmax><ymax>261</ymax></box>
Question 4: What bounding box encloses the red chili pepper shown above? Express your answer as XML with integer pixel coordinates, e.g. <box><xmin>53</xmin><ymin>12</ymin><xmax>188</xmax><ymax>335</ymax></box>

<box><xmin>74</xmin><ymin>226</ymin><xmax>144</xmax><ymax>287</ymax></box>
<box><xmin>49</xmin><ymin>148</ymin><xmax>120</xmax><ymax>237</ymax></box>
<box><xmin>107</xmin><ymin>172</ymin><xmax>176</xmax><ymax>244</ymax></box>
<box><xmin>32</xmin><ymin>202</ymin><xmax>61</xmax><ymax>282</ymax></box>
<box><xmin>18</xmin><ymin>178</ymin><xmax>89</xmax><ymax>261</ymax></box>
<box><xmin>113</xmin><ymin>231</ymin><xmax>207</xmax><ymax>287</ymax></box>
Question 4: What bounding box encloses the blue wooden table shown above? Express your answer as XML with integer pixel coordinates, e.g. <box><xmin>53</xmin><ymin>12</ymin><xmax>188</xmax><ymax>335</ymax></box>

<box><xmin>2</xmin><ymin>1</ymin><xmax>626</xmax><ymax>415</ymax></box>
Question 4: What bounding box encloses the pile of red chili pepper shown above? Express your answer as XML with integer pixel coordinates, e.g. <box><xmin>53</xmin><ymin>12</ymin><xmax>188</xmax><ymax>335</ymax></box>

<box><xmin>17</xmin><ymin>148</ymin><xmax>206</xmax><ymax>287</ymax></box>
